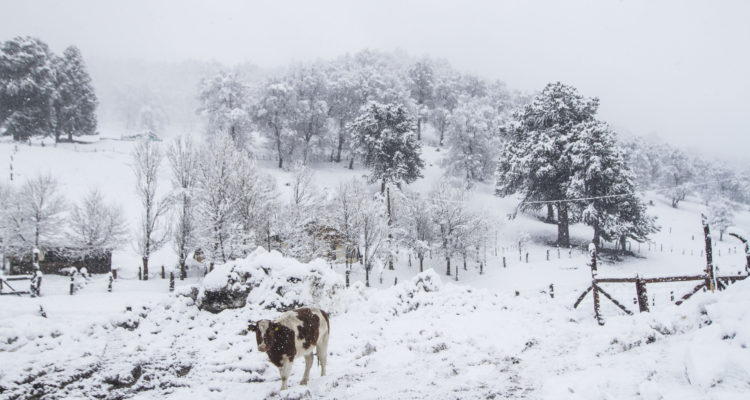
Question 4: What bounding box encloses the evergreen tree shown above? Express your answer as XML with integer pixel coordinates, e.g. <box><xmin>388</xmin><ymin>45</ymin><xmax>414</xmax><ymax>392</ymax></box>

<box><xmin>0</xmin><ymin>37</ymin><xmax>57</xmax><ymax>140</ymax></box>
<box><xmin>349</xmin><ymin>101</ymin><xmax>424</xmax><ymax>192</ymax></box>
<box><xmin>55</xmin><ymin>46</ymin><xmax>98</xmax><ymax>142</ymax></box>
<box><xmin>566</xmin><ymin>121</ymin><xmax>658</xmax><ymax>249</ymax></box>
<box><xmin>495</xmin><ymin>82</ymin><xmax>599</xmax><ymax>246</ymax></box>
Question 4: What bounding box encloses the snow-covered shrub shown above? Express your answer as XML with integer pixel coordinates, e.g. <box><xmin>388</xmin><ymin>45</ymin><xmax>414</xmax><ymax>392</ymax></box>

<box><xmin>197</xmin><ymin>247</ymin><xmax>344</xmax><ymax>313</ymax></box>
<box><xmin>393</xmin><ymin>269</ymin><xmax>442</xmax><ymax>314</ymax></box>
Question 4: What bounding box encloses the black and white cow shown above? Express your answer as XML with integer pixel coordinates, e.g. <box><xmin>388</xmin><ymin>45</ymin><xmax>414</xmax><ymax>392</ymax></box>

<box><xmin>248</xmin><ymin>307</ymin><xmax>330</xmax><ymax>390</ymax></box>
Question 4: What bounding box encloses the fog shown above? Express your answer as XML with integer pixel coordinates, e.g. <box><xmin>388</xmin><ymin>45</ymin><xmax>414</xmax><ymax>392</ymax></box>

<box><xmin>2</xmin><ymin>0</ymin><xmax>748</xmax><ymax>160</ymax></box>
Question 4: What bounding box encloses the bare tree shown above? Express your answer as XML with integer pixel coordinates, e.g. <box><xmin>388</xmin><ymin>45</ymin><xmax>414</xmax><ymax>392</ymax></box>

<box><xmin>193</xmin><ymin>134</ymin><xmax>243</xmax><ymax>267</ymax></box>
<box><xmin>6</xmin><ymin>174</ymin><xmax>67</xmax><ymax>256</ymax></box>
<box><xmin>430</xmin><ymin>180</ymin><xmax>473</xmax><ymax>277</ymax></box>
<box><xmin>67</xmin><ymin>188</ymin><xmax>128</xmax><ymax>258</ymax></box>
<box><xmin>167</xmin><ymin>136</ymin><xmax>198</xmax><ymax>279</ymax></box>
<box><xmin>132</xmin><ymin>140</ymin><xmax>169</xmax><ymax>280</ymax></box>
<box><xmin>402</xmin><ymin>192</ymin><xmax>433</xmax><ymax>272</ymax></box>
<box><xmin>332</xmin><ymin>179</ymin><xmax>365</xmax><ymax>270</ymax></box>
<box><xmin>356</xmin><ymin>194</ymin><xmax>387</xmax><ymax>287</ymax></box>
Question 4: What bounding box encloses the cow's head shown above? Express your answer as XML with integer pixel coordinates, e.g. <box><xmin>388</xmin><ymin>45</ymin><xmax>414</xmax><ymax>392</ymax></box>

<box><xmin>248</xmin><ymin>319</ymin><xmax>275</xmax><ymax>353</ymax></box>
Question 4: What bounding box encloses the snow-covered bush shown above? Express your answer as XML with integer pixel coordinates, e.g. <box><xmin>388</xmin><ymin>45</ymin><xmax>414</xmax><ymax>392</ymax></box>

<box><xmin>196</xmin><ymin>247</ymin><xmax>344</xmax><ymax>313</ymax></box>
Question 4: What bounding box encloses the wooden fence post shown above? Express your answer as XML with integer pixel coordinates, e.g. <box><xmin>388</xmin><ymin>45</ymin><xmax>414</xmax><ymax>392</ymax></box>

<box><xmin>345</xmin><ymin>270</ymin><xmax>350</xmax><ymax>288</ymax></box>
<box><xmin>588</xmin><ymin>243</ymin><xmax>603</xmax><ymax>325</ymax></box>
<box><xmin>502</xmin><ymin>256</ymin><xmax>506</xmax><ymax>268</ymax></box>
<box><xmin>635</xmin><ymin>276</ymin><xmax>649</xmax><ymax>312</ymax></box>
<box><xmin>546</xmin><ymin>250</ymin><xmax>550</xmax><ymax>261</ymax></box>
<box><xmin>161</xmin><ymin>265</ymin><xmax>165</xmax><ymax>279</ymax></box>
<box><xmin>525</xmin><ymin>253</ymin><xmax>529</xmax><ymax>263</ymax></box>
<box><xmin>549</xmin><ymin>283</ymin><xmax>554</xmax><ymax>299</ymax></box>
<box><xmin>728</xmin><ymin>231</ymin><xmax>750</xmax><ymax>273</ymax></box>
<box><xmin>70</xmin><ymin>274</ymin><xmax>75</xmax><ymax>295</ymax></box>
<box><xmin>702</xmin><ymin>214</ymin><xmax>716</xmax><ymax>292</ymax></box>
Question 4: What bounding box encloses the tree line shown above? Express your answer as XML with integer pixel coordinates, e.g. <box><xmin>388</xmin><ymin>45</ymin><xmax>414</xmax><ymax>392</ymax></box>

<box><xmin>0</xmin><ymin>36</ymin><xmax>98</xmax><ymax>142</ymax></box>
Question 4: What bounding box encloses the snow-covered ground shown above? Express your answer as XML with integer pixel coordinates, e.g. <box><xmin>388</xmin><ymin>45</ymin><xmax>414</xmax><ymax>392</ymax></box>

<box><xmin>1</xmin><ymin>138</ymin><xmax>749</xmax><ymax>399</ymax></box>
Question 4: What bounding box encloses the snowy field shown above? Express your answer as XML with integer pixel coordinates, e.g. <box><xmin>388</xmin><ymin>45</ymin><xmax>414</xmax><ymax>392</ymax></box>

<box><xmin>1</xmin><ymin>138</ymin><xmax>750</xmax><ymax>399</ymax></box>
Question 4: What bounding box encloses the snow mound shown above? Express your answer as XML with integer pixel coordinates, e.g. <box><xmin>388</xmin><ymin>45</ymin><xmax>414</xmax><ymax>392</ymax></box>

<box><xmin>197</xmin><ymin>247</ymin><xmax>345</xmax><ymax>313</ymax></box>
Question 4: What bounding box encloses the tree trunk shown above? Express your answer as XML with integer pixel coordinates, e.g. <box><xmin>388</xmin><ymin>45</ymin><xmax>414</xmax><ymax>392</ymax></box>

<box><xmin>417</xmin><ymin>118</ymin><xmax>422</xmax><ymax>141</ymax></box>
<box><xmin>276</xmin><ymin>129</ymin><xmax>283</xmax><ymax>169</ymax></box>
<box><xmin>593</xmin><ymin>222</ymin><xmax>601</xmax><ymax>248</ymax></box>
<box><xmin>446</xmin><ymin>257</ymin><xmax>451</xmax><ymax>276</ymax></box>
<box><xmin>335</xmin><ymin>120</ymin><xmax>344</xmax><ymax>163</ymax></box>
<box><xmin>142</xmin><ymin>257</ymin><xmax>149</xmax><ymax>281</ymax></box>
<box><xmin>546</xmin><ymin>204</ymin><xmax>555</xmax><ymax>222</ymax></box>
<box><xmin>419</xmin><ymin>256</ymin><xmax>424</xmax><ymax>273</ymax></box>
<box><xmin>620</xmin><ymin>236</ymin><xmax>627</xmax><ymax>253</ymax></box>
<box><xmin>556</xmin><ymin>202</ymin><xmax>570</xmax><ymax>247</ymax></box>
<box><xmin>348</xmin><ymin>157</ymin><xmax>354</xmax><ymax>170</ymax></box>
<box><xmin>365</xmin><ymin>265</ymin><xmax>370</xmax><ymax>287</ymax></box>
<box><xmin>387</xmin><ymin>185</ymin><xmax>393</xmax><ymax>270</ymax></box>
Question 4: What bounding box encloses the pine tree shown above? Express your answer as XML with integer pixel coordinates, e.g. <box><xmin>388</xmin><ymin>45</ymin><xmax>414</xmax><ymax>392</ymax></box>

<box><xmin>55</xmin><ymin>46</ymin><xmax>98</xmax><ymax>142</ymax></box>
<box><xmin>495</xmin><ymin>82</ymin><xmax>599</xmax><ymax>246</ymax></box>
<box><xmin>0</xmin><ymin>37</ymin><xmax>58</xmax><ymax>140</ymax></box>
<box><xmin>566</xmin><ymin>121</ymin><xmax>658</xmax><ymax>249</ymax></box>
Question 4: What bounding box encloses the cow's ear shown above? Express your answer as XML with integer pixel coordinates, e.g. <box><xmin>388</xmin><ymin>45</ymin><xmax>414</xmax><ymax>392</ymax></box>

<box><xmin>248</xmin><ymin>321</ymin><xmax>257</xmax><ymax>332</ymax></box>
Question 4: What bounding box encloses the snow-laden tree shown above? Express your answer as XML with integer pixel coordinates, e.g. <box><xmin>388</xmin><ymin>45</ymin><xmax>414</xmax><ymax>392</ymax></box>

<box><xmin>325</xmin><ymin>63</ymin><xmax>364</xmax><ymax>164</ymax></box>
<box><xmin>54</xmin><ymin>46</ymin><xmax>98</xmax><ymax>142</ymax></box>
<box><xmin>331</xmin><ymin>179</ymin><xmax>365</xmax><ymax>268</ymax></box>
<box><xmin>167</xmin><ymin>136</ymin><xmax>198</xmax><ymax>279</ymax></box>
<box><xmin>496</xmin><ymin>82</ymin><xmax>599</xmax><ymax>247</ymax></box>
<box><xmin>0</xmin><ymin>37</ymin><xmax>58</xmax><ymax>140</ymax></box>
<box><xmin>198</xmin><ymin>71</ymin><xmax>251</xmax><ymax>147</ymax></box>
<box><xmin>254</xmin><ymin>79</ymin><xmax>297</xmax><ymax>168</ymax></box>
<box><xmin>429</xmin><ymin>179</ymin><xmax>476</xmax><ymax>277</ymax></box>
<box><xmin>709</xmin><ymin>199</ymin><xmax>734</xmax><ymax>241</ymax></box>
<box><xmin>281</xmin><ymin>164</ymin><xmax>327</xmax><ymax>262</ymax></box>
<box><xmin>132</xmin><ymin>140</ymin><xmax>170</xmax><ymax>280</ymax></box>
<box><xmin>402</xmin><ymin>191</ymin><xmax>433</xmax><ymax>272</ymax></box>
<box><xmin>407</xmin><ymin>60</ymin><xmax>434</xmax><ymax>140</ymax></box>
<box><xmin>443</xmin><ymin>96</ymin><xmax>500</xmax><ymax>182</ymax></box>
<box><xmin>349</xmin><ymin>101</ymin><xmax>424</xmax><ymax>193</ymax></box>
<box><xmin>193</xmin><ymin>134</ymin><xmax>243</xmax><ymax>267</ymax></box>
<box><xmin>430</xmin><ymin>74</ymin><xmax>460</xmax><ymax>146</ymax></box>
<box><xmin>288</xmin><ymin>65</ymin><xmax>329</xmax><ymax>164</ymax></box>
<box><xmin>659</xmin><ymin>148</ymin><xmax>694</xmax><ymax>208</ymax></box>
<box><xmin>234</xmin><ymin>157</ymin><xmax>279</xmax><ymax>255</ymax></box>
<box><xmin>4</xmin><ymin>174</ymin><xmax>67</xmax><ymax>256</ymax></box>
<box><xmin>356</xmin><ymin>193</ymin><xmax>388</xmax><ymax>287</ymax></box>
<box><xmin>566</xmin><ymin>121</ymin><xmax>658</xmax><ymax>249</ymax></box>
<box><xmin>67</xmin><ymin>188</ymin><xmax>128</xmax><ymax>259</ymax></box>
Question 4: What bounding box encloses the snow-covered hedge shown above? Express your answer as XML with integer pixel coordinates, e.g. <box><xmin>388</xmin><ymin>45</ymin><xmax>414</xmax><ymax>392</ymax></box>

<box><xmin>196</xmin><ymin>247</ymin><xmax>345</xmax><ymax>313</ymax></box>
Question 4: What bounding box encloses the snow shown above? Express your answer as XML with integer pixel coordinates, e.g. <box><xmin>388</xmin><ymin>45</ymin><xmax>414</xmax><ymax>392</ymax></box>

<box><xmin>1</xmin><ymin>139</ymin><xmax>750</xmax><ymax>398</ymax></box>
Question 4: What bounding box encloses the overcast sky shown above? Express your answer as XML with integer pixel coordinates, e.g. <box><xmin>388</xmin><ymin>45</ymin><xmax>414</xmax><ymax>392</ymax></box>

<box><xmin>3</xmin><ymin>0</ymin><xmax>749</xmax><ymax>161</ymax></box>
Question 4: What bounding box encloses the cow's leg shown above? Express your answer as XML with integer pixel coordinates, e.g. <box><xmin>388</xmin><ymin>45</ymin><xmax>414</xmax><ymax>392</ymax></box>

<box><xmin>301</xmin><ymin>353</ymin><xmax>314</xmax><ymax>385</ymax></box>
<box><xmin>279</xmin><ymin>360</ymin><xmax>293</xmax><ymax>390</ymax></box>
<box><xmin>317</xmin><ymin>334</ymin><xmax>329</xmax><ymax>376</ymax></box>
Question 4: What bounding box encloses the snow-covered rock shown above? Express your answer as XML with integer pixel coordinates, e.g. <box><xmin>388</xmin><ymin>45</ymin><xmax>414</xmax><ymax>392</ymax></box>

<box><xmin>196</xmin><ymin>247</ymin><xmax>345</xmax><ymax>313</ymax></box>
